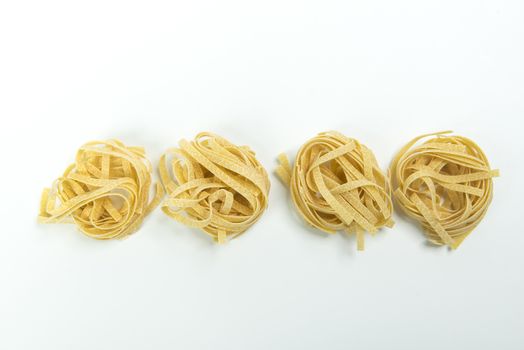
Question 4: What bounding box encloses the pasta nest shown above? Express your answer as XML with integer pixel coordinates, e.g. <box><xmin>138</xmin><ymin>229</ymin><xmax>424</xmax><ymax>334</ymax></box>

<box><xmin>390</xmin><ymin>131</ymin><xmax>499</xmax><ymax>249</ymax></box>
<box><xmin>39</xmin><ymin>140</ymin><xmax>164</xmax><ymax>240</ymax></box>
<box><xmin>159</xmin><ymin>132</ymin><xmax>270</xmax><ymax>243</ymax></box>
<box><xmin>276</xmin><ymin>131</ymin><xmax>394</xmax><ymax>250</ymax></box>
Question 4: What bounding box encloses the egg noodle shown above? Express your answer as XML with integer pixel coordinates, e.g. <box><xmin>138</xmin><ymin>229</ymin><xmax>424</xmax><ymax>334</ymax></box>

<box><xmin>390</xmin><ymin>131</ymin><xmax>499</xmax><ymax>249</ymax></box>
<box><xmin>159</xmin><ymin>132</ymin><xmax>270</xmax><ymax>243</ymax></box>
<box><xmin>276</xmin><ymin>131</ymin><xmax>394</xmax><ymax>250</ymax></box>
<box><xmin>39</xmin><ymin>140</ymin><xmax>163</xmax><ymax>239</ymax></box>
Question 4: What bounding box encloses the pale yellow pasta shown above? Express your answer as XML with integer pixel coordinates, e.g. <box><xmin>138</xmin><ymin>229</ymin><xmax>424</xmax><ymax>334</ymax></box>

<box><xmin>39</xmin><ymin>139</ymin><xmax>164</xmax><ymax>240</ymax></box>
<box><xmin>276</xmin><ymin>131</ymin><xmax>394</xmax><ymax>250</ymax></box>
<box><xmin>390</xmin><ymin>131</ymin><xmax>499</xmax><ymax>249</ymax></box>
<box><xmin>159</xmin><ymin>132</ymin><xmax>270</xmax><ymax>243</ymax></box>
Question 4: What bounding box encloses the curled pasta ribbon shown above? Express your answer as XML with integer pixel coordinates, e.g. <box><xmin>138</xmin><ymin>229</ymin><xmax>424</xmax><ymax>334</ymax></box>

<box><xmin>159</xmin><ymin>132</ymin><xmax>270</xmax><ymax>243</ymax></box>
<box><xmin>276</xmin><ymin>131</ymin><xmax>394</xmax><ymax>250</ymax></box>
<box><xmin>390</xmin><ymin>131</ymin><xmax>499</xmax><ymax>249</ymax></box>
<box><xmin>39</xmin><ymin>140</ymin><xmax>164</xmax><ymax>240</ymax></box>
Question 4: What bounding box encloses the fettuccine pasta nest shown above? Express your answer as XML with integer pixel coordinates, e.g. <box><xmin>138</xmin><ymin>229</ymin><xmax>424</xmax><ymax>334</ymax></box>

<box><xmin>390</xmin><ymin>131</ymin><xmax>499</xmax><ymax>249</ymax></box>
<box><xmin>276</xmin><ymin>131</ymin><xmax>394</xmax><ymax>250</ymax></box>
<box><xmin>39</xmin><ymin>140</ymin><xmax>164</xmax><ymax>240</ymax></box>
<box><xmin>159</xmin><ymin>132</ymin><xmax>270</xmax><ymax>243</ymax></box>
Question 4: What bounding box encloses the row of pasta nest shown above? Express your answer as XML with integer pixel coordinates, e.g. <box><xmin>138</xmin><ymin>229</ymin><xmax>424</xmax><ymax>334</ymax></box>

<box><xmin>39</xmin><ymin>131</ymin><xmax>499</xmax><ymax>250</ymax></box>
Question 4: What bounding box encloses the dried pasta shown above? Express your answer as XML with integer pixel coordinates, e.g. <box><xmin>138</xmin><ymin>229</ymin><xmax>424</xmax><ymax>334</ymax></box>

<box><xmin>159</xmin><ymin>132</ymin><xmax>270</xmax><ymax>243</ymax></box>
<box><xmin>276</xmin><ymin>131</ymin><xmax>394</xmax><ymax>250</ymax></box>
<box><xmin>390</xmin><ymin>131</ymin><xmax>499</xmax><ymax>249</ymax></box>
<box><xmin>39</xmin><ymin>139</ymin><xmax>164</xmax><ymax>240</ymax></box>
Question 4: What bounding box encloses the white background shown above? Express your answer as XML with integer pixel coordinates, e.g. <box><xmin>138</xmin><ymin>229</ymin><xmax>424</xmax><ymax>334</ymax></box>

<box><xmin>0</xmin><ymin>1</ymin><xmax>523</xmax><ymax>349</ymax></box>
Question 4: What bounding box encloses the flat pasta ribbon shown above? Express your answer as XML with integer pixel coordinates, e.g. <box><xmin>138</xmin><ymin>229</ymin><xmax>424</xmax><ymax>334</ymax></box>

<box><xmin>159</xmin><ymin>132</ymin><xmax>270</xmax><ymax>243</ymax></box>
<box><xmin>390</xmin><ymin>131</ymin><xmax>499</xmax><ymax>249</ymax></box>
<box><xmin>39</xmin><ymin>139</ymin><xmax>164</xmax><ymax>240</ymax></box>
<box><xmin>276</xmin><ymin>131</ymin><xmax>394</xmax><ymax>250</ymax></box>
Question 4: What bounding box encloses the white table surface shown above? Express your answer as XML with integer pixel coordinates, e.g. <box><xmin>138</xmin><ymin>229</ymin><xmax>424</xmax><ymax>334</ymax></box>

<box><xmin>1</xmin><ymin>1</ymin><xmax>523</xmax><ymax>349</ymax></box>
